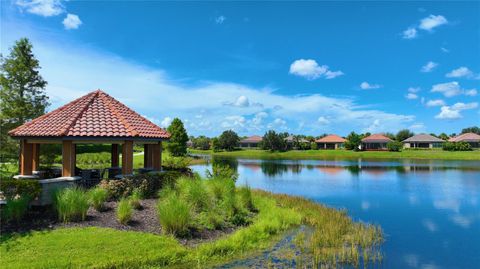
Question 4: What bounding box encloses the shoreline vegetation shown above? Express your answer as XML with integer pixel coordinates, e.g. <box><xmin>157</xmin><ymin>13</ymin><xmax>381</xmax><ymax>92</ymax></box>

<box><xmin>0</xmin><ymin>189</ymin><xmax>383</xmax><ymax>268</ymax></box>
<box><xmin>189</xmin><ymin>149</ymin><xmax>480</xmax><ymax>161</ymax></box>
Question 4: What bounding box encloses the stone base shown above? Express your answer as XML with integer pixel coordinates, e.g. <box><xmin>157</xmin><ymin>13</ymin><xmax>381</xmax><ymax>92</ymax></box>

<box><xmin>13</xmin><ymin>175</ymin><xmax>40</xmax><ymax>180</ymax></box>
<box><xmin>32</xmin><ymin>176</ymin><xmax>82</xmax><ymax>206</ymax></box>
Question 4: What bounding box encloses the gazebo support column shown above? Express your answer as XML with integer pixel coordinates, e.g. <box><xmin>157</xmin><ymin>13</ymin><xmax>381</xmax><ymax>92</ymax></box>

<box><xmin>144</xmin><ymin>144</ymin><xmax>153</xmax><ymax>168</ymax></box>
<box><xmin>122</xmin><ymin>140</ymin><xmax>134</xmax><ymax>175</ymax></box>
<box><xmin>20</xmin><ymin>139</ymin><xmax>33</xmax><ymax>176</ymax></box>
<box><xmin>111</xmin><ymin>144</ymin><xmax>119</xmax><ymax>167</ymax></box>
<box><xmin>152</xmin><ymin>142</ymin><xmax>162</xmax><ymax>171</ymax></box>
<box><xmin>62</xmin><ymin>141</ymin><xmax>76</xmax><ymax>177</ymax></box>
<box><xmin>32</xmin><ymin>143</ymin><xmax>40</xmax><ymax>171</ymax></box>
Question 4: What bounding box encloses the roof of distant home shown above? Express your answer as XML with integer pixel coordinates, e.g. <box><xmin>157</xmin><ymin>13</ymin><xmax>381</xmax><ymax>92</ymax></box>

<box><xmin>315</xmin><ymin>134</ymin><xmax>346</xmax><ymax>143</ymax></box>
<box><xmin>8</xmin><ymin>89</ymin><xmax>170</xmax><ymax>139</ymax></box>
<box><xmin>448</xmin><ymin>132</ymin><xmax>480</xmax><ymax>142</ymax></box>
<box><xmin>285</xmin><ymin>135</ymin><xmax>309</xmax><ymax>143</ymax></box>
<box><xmin>240</xmin><ymin>135</ymin><xmax>263</xmax><ymax>143</ymax></box>
<box><xmin>402</xmin><ymin>134</ymin><xmax>445</xmax><ymax>143</ymax></box>
<box><xmin>361</xmin><ymin>134</ymin><xmax>393</xmax><ymax>143</ymax></box>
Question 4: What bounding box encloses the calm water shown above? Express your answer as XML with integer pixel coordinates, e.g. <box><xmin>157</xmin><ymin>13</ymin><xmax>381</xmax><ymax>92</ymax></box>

<box><xmin>191</xmin><ymin>157</ymin><xmax>480</xmax><ymax>269</ymax></box>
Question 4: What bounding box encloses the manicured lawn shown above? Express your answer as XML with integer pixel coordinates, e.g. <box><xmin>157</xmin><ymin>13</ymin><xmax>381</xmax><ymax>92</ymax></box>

<box><xmin>1</xmin><ymin>191</ymin><xmax>382</xmax><ymax>268</ymax></box>
<box><xmin>189</xmin><ymin>149</ymin><xmax>480</xmax><ymax>161</ymax></box>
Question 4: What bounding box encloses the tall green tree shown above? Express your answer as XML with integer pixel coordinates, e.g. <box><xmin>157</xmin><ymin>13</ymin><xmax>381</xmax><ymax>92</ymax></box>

<box><xmin>344</xmin><ymin>131</ymin><xmax>362</xmax><ymax>151</ymax></box>
<box><xmin>166</xmin><ymin>118</ymin><xmax>188</xmax><ymax>156</ymax></box>
<box><xmin>461</xmin><ymin>126</ymin><xmax>480</xmax><ymax>135</ymax></box>
<box><xmin>261</xmin><ymin>130</ymin><xmax>288</xmax><ymax>151</ymax></box>
<box><xmin>0</xmin><ymin>38</ymin><xmax>49</xmax><ymax>159</ymax></box>
<box><xmin>396</xmin><ymin>129</ymin><xmax>414</xmax><ymax>142</ymax></box>
<box><xmin>218</xmin><ymin>130</ymin><xmax>240</xmax><ymax>151</ymax></box>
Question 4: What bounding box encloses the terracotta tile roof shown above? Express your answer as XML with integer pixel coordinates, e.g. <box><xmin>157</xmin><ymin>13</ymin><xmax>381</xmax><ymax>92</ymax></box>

<box><xmin>361</xmin><ymin>134</ymin><xmax>393</xmax><ymax>143</ymax></box>
<box><xmin>240</xmin><ymin>135</ymin><xmax>263</xmax><ymax>143</ymax></box>
<box><xmin>315</xmin><ymin>134</ymin><xmax>346</xmax><ymax>143</ymax></box>
<box><xmin>8</xmin><ymin>90</ymin><xmax>170</xmax><ymax>139</ymax></box>
<box><xmin>448</xmin><ymin>132</ymin><xmax>480</xmax><ymax>142</ymax></box>
<box><xmin>402</xmin><ymin>134</ymin><xmax>445</xmax><ymax>143</ymax></box>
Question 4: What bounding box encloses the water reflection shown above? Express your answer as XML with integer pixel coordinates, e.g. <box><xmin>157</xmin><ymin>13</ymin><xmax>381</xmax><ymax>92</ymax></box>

<box><xmin>192</xmin><ymin>157</ymin><xmax>480</xmax><ymax>268</ymax></box>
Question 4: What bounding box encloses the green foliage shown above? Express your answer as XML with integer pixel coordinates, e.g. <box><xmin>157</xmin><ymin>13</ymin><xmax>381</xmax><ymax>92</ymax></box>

<box><xmin>211</xmin><ymin>137</ymin><xmax>221</xmax><ymax>152</ymax></box>
<box><xmin>443</xmin><ymin>141</ymin><xmax>472</xmax><ymax>151</ymax></box>
<box><xmin>218</xmin><ymin>130</ymin><xmax>240</xmax><ymax>151</ymax></box>
<box><xmin>461</xmin><ymin>126</ymin><xmax>480</xmax><ymax>135</ymax></box>
<box><xmin>87</xmin><ymin>187</ymin><xmax>108</xmax><ymax>211</ymax></box>
<box><xmin>176</xmin><ymin>177</ymin><xmax>211</xmax><ymax>212</ymax></box>
<box><xmin>117</xmin><ymin>198</ymin><xmax>133</xmax><ymax>225</ymax></box>
<box><xmin>0</xmin><ymin>179</ymin><xmax>41</xmax><ymax>200</ymax></box>
<box><xmin>310</xmin><ymin>142</ymin><xmax>318</xmax><ymax>150</ymax></box>
<box><xmin>438</xmin><ymin>133</ymin><xmax>450</xmax><ymax>141</ymax></box>
<box><xmin>54</xmin><ymin>188</ymin><xmax>89</xmax><ymax>223</ymax></box>
<box><xmin>162</xmin><ymin>156</ymin><xmax>191</xmax><ymax>170</ymax></box>
<box><xmin>129</xmin><ymin>189</ymin><xmax>143</xmax><ymax>209</ymax></box>
<box><xmin>2</xmin><ymin>195</ymin><xmax>30</xmax><ymax>223</ymax></box>
<box><xmin>387</xmin><ymin>141</ymin><xmax>403</xmax><ymax>152</ymax></box>
<box><xmin>345</xmin><ymin>131</ymin><xmax>362</xmax><ymax>151</ymax></box>
<box><xmin>191</xmin><ymin>135</ymin><xmax>211</xmax><ymax>150</ymax></box>
<box><xmin>396</xmin><ymin>129</ymin><xmax>414</xmax><ymax>142</ymax></box>
<box><xmin>0</xmin><ymin>38</ymin><xmax>49</xmax><ymax>159</ymax></box>
<box><xmin>206</xmin><ymin>163</ymin><xmax>239</xmax><ymax>181</ymax></box>
<box><xmin>157</xmin><ymin>191</ymin><xmax>192</xmax><ymax>236</ymax></box>
<box><xmin>237</xmin><ymin>185</ymin><xmax>255</xmax><ymax>212</ymax></box>
<box><xmin>166</xmin><ymin>118</ymin><xmax>189</xmax><ymax>156</ymax></box>
<box><xmin>261</xmin><ymin>130</ymin><xmax>288</xmax><ymax>151</ymax></box>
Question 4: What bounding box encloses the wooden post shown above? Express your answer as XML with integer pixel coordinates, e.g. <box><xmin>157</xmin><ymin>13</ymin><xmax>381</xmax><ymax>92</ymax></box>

<box><xmin>32</xmin><ymin>143</ymin><xmax>40</xmax><ymax>171</ymax></box>
<box><xmin>20</xmin><ymin>140</ymin><xmax>33</xmax><ymax>175</ymax></box>
<box><xmin>122</xmin><ymin>140</ymin><xmax>134</xmax><ymax>175</ymax></box>
<box><xmin>62</xmin><ymin>141</ymin><xmax>76</xmax><ymax>177</ymax></box>
<box><xmin>152</xmin><ymin>142</ymin><xmax>162</xmax><ymax>171</ymax></box>
<box><xmin>144</xmin><ymin>144</ymin><xmax>152</xmax><ymax>168</ymax></box>
<box><xmin>111</xmin><ymin>144</ymin><xmax>119</xmax><ymax>167</ymax></box>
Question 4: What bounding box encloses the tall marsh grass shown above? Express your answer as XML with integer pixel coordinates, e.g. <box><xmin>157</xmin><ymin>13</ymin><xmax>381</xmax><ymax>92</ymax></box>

<box><xmin>54</xmin><ymin>188</ymin><xmax>89</xmax><ymax>223</ymax></box>
<box><xmin>157</xmin><ymin>191</ymin><xmax>192</xmax><ymax>236</ymax></box>
<box><xmin>88</xmin><ymin>187</ymin><xmax>108</xmax><ymax>211</ymax></box>
<box><xmin>117</xmin><ymin>198</ymin><xmax>133</xmax><ymax>225</ymax></box>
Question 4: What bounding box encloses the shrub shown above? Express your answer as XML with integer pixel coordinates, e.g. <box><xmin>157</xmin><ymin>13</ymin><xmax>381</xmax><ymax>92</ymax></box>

<box><xmin>162</xmin><ymin>156</ymin><xmax>191</xmax><ymax>170</ymax></box>
<box><xmin>0</xmin><ymin>179</ymin><xmax>41</xmax><ymax>200</ymax></box>
<box><xmin>310</xmin><ymin>142</ymin><xmax>318</xmax><ymax>150</ymax></box>
<box><xmin>54</xmin><ymin>188</ymin><xmax>89</xmax><ymax>223</ymax></box>
<box><xmin>129</xmin><ymin>189</ymin><xmax>142</xmax><ymax>210</ymax></box>
<box><xmin>205</xmin><ymin>178</ymin><xmax>236</xmax><ymax>217</ymax></box>
<box><xmin>443</xmin><ymin>141</ymin><xmax>472</xmax><ymax>151</ymax></box>
<box><xmin>157</xmin><ymin>192</ymin><xmax>192</xmax><ymax>236</ymax></box>
<box><xmin>197</xmin><ymin>209</ymin><xmax>225</xmax><ymax>230</ymax></box>
<box><xmin>206</xmin><ymin>164</ymin><xmax>238</xmax><ymax>181</ymax></box>
<box><xmin>2</xmin><ymin>195</ymin><xmax>30</xmax><ymax>223</ymax></box>
<box><xmin>117</xmin><ymin>198</ymin><xmax>133</xmax><ymax>225</ymax></box>
<box><xmin>237</xmin><ymin>185</ymin><xmax>255</xmax><ymax>212</ymax></box>
<box><xmin>88</xmin><ymin>187</ymin><xmax>108</xmax><ymax>211</ymax></box>
<box><xmin>386</xmin><ymin>141</ymin><xmax>403</xmax><ymax>152</ymax></box>
<box><xmin>176</xmin><ymin>177</ymin><xmax>211</xmax><ymax>212</ymax></box>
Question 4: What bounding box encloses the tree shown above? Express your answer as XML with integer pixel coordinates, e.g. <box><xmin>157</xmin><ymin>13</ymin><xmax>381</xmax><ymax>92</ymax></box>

<box><xmin>192</xmin><ymin>135</ymin><xmax>210</xmax><ymax>150</ymax></box>
<box><xmin>396</xmin><ymin>129</ymin><xmax>414</xmax><ymax>142</ymax></box>
<box><xmin>261</xmin><ymin>130</ymin><xmax>287</xmax><ymax>151</ymax></box>
<box><xmin>384</xmin><ymin>132</ymin><xmax>396</xmax><ymax>141</ymax></box>
<box><xmin>166</xmin><ymin>118</ymin><xmax>188</xmax><ymax>156</ymax></box>
<box><xmin>461</xmin><ymin>126</ymin><xmax>480</xmax><ymax>135</ymax></box>
<box><xmin>387</xmin><ymin>141</ymin><xmax>403</xmax><ymax>152</ymax></box>
<box><xmin>438</xmin><ymin>133</ymin><xmax>450</xmax><ymax>141</ymax></box>
<box><xmin>218</xmin><ymin>130</ymin><xmax>239</xmax><ymax>151</ymax></box>
<box><xmin>0</xmin><ymin>38</ymin><xmax>49</xmax><ymax>159</ymax></box>
<box><xmin>345</xmin><ymin>132</ymin><xmax>362</xmax><ymax>151</ymax></box>
<box><xmin>211</xmin><ymin>137</ymin><xmax>221</xmax><ymax>152</ymax></box>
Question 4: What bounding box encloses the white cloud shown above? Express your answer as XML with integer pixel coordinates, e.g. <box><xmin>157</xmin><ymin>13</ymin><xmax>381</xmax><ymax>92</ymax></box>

<box><xmin>441</xmin><ymin>47</ymin><xmax>449</xmax><ymax>53</ymax></box>
<box><xmin>215</xmin><ymin>15</ymin><xmax>226</xmax><ymax>24</ymax></box>
<box><xmin>422</xmin><ymin>219</ymin><xmax>438</xmax><ymax>232</ymax></box>
<box><xmin>431</xmin><ymin>81</ymin><xmax>477</xmax><ymax>97</ymax></box>
<box><xmin>16</xmin><ymin>0</ymin><xmax>64</xmax><ymax>17</ymax></box>
<box><xmin>426</xmin><ymin>99</ymin><xmax>445</xmax><ymax>107</ymax></box>
<box><xmin>402</xmin><ymin>27</ymin><xmax>417</xmax><ymax>39</ymax></box>
<box><xmin>317</xmin><ymin>116</ymin><xmax>330</xmax><ymax>125</ymax></box>
<box><xmin>409</xmin><ymin>123</ymin><xmax>426</xmax><ymax>131</ymax></box>
<box><xmin>360</xmin><ymin>81</ymin><xmax>382</xmax><ymax>90</ymax></box>
<box><xmin>421</xmin><ymin>61</ymin><xmax>438</xmax><ymax>72</ymax></box>
<box><xmin>419</xmin><ymin>15</ymin><xmax>448</xmax><ymax>31</ymax></box>
<box><xmin>435</xmin><ymin>102</ymin><xmax>477</xmax><ymax>120</ymax></box>
<box><xmin>406</xmin><ymin>93</ymin><xmax>418</xmax><ymax>100</ymax></box>
<box><xmin>289</xmin><ymin>59</ymin><xmax>343</xmax><ymax>80</ymax></box>
<box><xmin>408</xmin><ymin>87</ymin><xmax>421</xmax><ymax>93</ymax></box>
<box><xmin>445</xmin><ymin>67</ymin><xmax>476</xmax><ymax>79</ymax></box>
<box><xmin>160</xmin><ymin>117</ymin><xmax>172</xmax><ymax>127</ymax></box>
<box><xmin>267</xmin><ymin>118</ymin><xmax>287</xmax><ymax>130</ymax></box>
<box><xmin>62</xmin><ymin>13</ymin><xmax>82</xmax><ymax>30</ymax></box>
<box><xmin>233</xmin><ymin>95</ymin><xmax>249</xmax><ymax>107</ymax></box>
<box><xmin>221</xmin><ymin>115</ymin><xmax>246</xmax><ymax>129</ymax></box>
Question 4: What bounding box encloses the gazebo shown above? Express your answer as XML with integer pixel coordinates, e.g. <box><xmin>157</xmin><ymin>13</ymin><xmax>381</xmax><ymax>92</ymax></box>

<box><xmin>8</xmin><ymin>89</ymin><xmax>170</xmax><ymax>180</ymax></box>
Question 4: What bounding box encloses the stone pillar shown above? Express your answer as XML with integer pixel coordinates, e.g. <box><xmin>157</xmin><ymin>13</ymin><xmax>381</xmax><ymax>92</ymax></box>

<box><xmin>152</xmin><ymin>142</ymin><xmax>162</xmax><ymax>171</ymax></box>
<box><xmin>32</xmin><ymin>143</ymin><xmax>40</xmax><ymax>171</ymax></box>
<box><xmin>122</xmin><ymin>141</ymin><xmax>134</xmax><ymax>175</ymax></box>
<box><xmin>62</xmin><ymin>141</ymin><xmax>76</xmax><ymax>177</ymax></box>
<box><xmin>111</xmin><ymin>144</ymin><xmax>119</xmax><ymax>167</ymax></box>
<box><xmin>20</xmin><ymin>139</ymin><xmax>33</xmax><ymax>175</ymax></box>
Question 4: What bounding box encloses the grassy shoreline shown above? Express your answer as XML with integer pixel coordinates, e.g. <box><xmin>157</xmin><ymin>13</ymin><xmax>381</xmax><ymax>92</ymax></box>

<box><xmin>1</xmin><ymin>190</ymin><xmax>383</xmax><ymax>268</ymax></box>
<box><xmin>189</xmin><ymin>149</ymin><xmax>480</xmax><ymax>161</ymax></box>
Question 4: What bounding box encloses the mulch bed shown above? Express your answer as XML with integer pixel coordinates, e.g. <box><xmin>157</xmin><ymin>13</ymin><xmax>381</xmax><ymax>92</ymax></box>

<box><xmin>1</xmin><ymin>199</ymin><xmax>238</xmax><ymax>246</ymax></box>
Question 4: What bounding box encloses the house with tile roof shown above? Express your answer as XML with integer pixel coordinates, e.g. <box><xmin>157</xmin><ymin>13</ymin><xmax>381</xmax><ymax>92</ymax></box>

<box><xmin>239</xmin><ymin>135</ymin><xmax>263</xmax><ymax>148</ymax></box>
<box><xmin>315</xmin><ymin>134</ymin><xmax>346</xmax><ymax>149</ymax></box>
<box><xmin>402</xmin><ymin>134</ymin><xmax>445</xmax><ymax>149</ymax></box>
<box><xmin>448</xmin><ymin>132</ymin><xmax>480</xmax><ymax>148</ymax></box>
<box><xmin>9</xmin><ymin>89</ymin><xmax>170</xmax><ymax>179</ymax></box>
<box><xmin>361</xmin><ymin>134</ymin><xmax>393</xmax><ymax>151</ymax></box>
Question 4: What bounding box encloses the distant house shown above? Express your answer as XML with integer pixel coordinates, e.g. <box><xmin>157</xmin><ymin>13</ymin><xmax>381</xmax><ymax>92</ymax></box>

<box><xmin>315</xmin><ymin>134</ymin><xmax>346</xmax><ymax>149</ymax></box>
<box><xmin>285</xmin><ymin>135</ymin><xmax>309</xmax><ymax>149</ymax></box>
<box><xmin>449</xmin><ymin>132</ymin><xmax>480</xmax><ymax>148</ymax></box>
<box><xmin>361</xmin><ymin>134</ymin><xmax>392</xmax><ymax>150</ymax></box>
<box><xmin>186</xmin><ymin>139</ymin><xmax>194</xmax><ymax>148</ymax></box>
<box><xmin>402</xmin><ymin>134</ymin><xmax>444</xmax><ymax>149</ymax></box>
<box><xmin>239</xmin><ymin>135</ymin><xmax>263</xmax><ymax>148</ymax></box>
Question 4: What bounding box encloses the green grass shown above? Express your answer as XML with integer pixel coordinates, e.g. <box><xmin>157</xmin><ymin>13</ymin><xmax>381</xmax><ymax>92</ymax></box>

<box><xmin>54</xmin><ymin>187</ymin><xmax>89</xmax><ymax>223</ymax></box>
<box><xmin>190</xmin><ymin>148</ymin><xmax>480</xmax><ymax>161</ymax></box>
<box><xmin>117</xmin><ymin>198</ymin><xmax>133</xmax><ymax>225</ymax></box>
<box><xmin>88</xmin><ymin>187</ymin><xmax>108</xmax><ymax>211</ymax></box>
<box><xmin>1</xmin><ymin>190</ymin><xmax>383</xmax><ymax>268</ymax></box>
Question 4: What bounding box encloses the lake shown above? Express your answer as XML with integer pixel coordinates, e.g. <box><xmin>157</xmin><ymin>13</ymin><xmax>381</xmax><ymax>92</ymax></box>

<box><xmin>191</xmin><ymin>157</ymin><xmax>480</xmax><ymax>268</ymax></box>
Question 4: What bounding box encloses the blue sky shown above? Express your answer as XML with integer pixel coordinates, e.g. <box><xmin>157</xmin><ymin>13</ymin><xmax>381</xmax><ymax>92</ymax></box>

<box><xmin>2</xmin><ymin>1</ymin><xmax>479</xmax><ymax>136</ymax></box>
